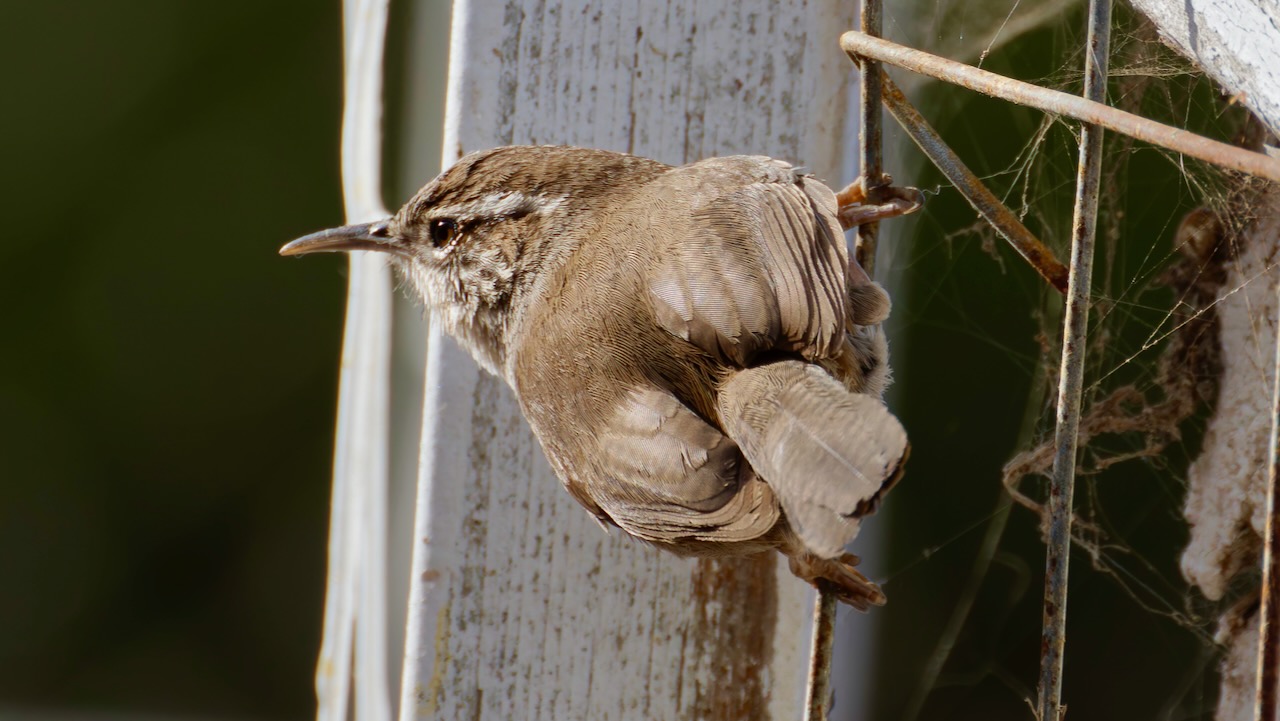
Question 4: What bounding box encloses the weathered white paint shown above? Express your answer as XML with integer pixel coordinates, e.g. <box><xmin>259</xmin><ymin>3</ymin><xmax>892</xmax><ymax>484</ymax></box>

<box><xmin>1128</xmin><ymin>0</ymin><xmax>1280</xmax><ymax>136</ymax></box>
<box><xmin>399</xmin><ymin>1</ymin><xmax>859</xmax><ymax>719</ymax></box>
<box><xmin>1216</xmin><ymin>610</ymin><xmax>1264</xmax><ymax>721</ymax></box>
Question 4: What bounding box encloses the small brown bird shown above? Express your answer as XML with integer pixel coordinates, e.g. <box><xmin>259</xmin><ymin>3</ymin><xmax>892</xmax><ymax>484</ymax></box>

<box><xmin>283</xmin><ymin>146</ymin><xmax>921</xmax><ymax>608</ymax></box>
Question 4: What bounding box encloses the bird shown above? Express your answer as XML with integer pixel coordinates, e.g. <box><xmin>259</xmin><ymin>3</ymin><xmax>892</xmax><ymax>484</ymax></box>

<box><xmin>282</xmin><ymin>145</ymin><xmax>921</xmax><ymax>609</ymax></box>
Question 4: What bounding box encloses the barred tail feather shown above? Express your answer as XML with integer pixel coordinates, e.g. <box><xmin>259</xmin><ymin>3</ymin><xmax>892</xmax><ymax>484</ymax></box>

<box><xmin>718</xmin><ymin>360</ymin><xmax>908</xmax><ymax>558</ymax></box>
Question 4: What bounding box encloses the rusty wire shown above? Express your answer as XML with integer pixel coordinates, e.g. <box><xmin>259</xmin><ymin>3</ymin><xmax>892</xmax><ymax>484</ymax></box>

<box><xmin>839</xmin><ymin>3</ymin><xmax>1280</xmax><ymax>717</ymax></box>
<box><xmin>1259</xmin><ymin>283</ymin><xmax>1280</xmax><ymax>721</ymax></box>
<box><xmin>1038</xmin><ymin>0</ymin><xmax>1111</xmax><ymax>718</ymax></box>
<box><xmin>854</xmin><ymin>0</ymin><xmax>884</xmax><ymax>275</ymax></box>
<box><xmin>876</xmin><ymin>72</ymin><xmax>1070</xmax><ymax>293</ymax></box>
<box><xmin>840</xmin><ymin>31</ymin><xmax>1280</xmax><ymax>184</ymax></box>
<box><xmin>804</xmin><ymin>584</ymin><xmax>839</xmax><ymax>721</ymax></box>
<box><xmin>804</xmin><ymin>3</ymin><xmax>887</xmax><ymax>718</ymax></box>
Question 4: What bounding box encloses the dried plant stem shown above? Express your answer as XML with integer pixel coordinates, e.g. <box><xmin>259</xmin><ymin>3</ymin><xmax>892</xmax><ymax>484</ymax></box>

<box><xmin>1038</xmin><ymin>2</ymin><xmax>1110</xmax><ymax>720</ymax></box>
<box><xmin>840</xmin><ymin>31</ymin><xmax>1280</xmax><ymax>184</ymax></box>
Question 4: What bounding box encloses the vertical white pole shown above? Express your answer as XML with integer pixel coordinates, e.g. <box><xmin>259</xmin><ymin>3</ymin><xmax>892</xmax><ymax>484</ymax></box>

<box><xmin>316</xmin><ymin>2</ymin><xmax>393</xmax><ymax>720</ymax></box>
<box><xmin>399</xmin><ymin>1</ymin><xmax>861</xmax><ymax>719</ymax></box>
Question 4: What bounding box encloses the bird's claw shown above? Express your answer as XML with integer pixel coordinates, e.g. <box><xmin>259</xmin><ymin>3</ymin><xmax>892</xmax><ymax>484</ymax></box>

<box><xmin>836</xmin><ymin>176</ymin><xmax>925</xmax><ymax>231</ymax></box>
<box><xmin>788</xmin><ymin>551</ymin><xmax>886</xmax><ymax>611</ymax></box>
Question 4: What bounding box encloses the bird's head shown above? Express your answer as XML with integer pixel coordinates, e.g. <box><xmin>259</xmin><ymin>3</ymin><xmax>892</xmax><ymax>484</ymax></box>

<box><xmin>281</xmin><ymin>145</ymin><xmax>667</xmax><ymax>374</ymax></box>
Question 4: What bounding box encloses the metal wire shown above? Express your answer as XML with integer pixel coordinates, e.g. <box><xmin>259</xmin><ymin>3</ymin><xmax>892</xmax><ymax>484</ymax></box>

<box><xmin>840</xmin><ymin>31</ymin><xmax>1280</xmax><ymax>184</ymax></box>
<box><xmin>1038</xmin><ymin>1</ymin><xmax>1111</xmax><ymax>719</ymax></box>
<box><xmin>854</xmin><ymin>0</ymin><xmax>884</xmax><ymax>275</ymax></box>
<box><xmin>804</xmin><ymin>585</ymin><xmax>839</xmax><ymax>721</ymax></box>
<box><xmin>1258</xmin><ymin>280</ymin><xmax>1280</xmax><ymax>721</ymax></box>
<box><xmin>875</xmin><ymin>72</ymin><xmax>1070</xmax><ymax>293</ymax></box>
<box><xmin>843</xmin><ymin>8</ymin><xmax>1280</xmax><ymax>719</ymax></box>
<box><xmin>805</xmin><ymin>3</ymin><xmax>886</xmax><ymax>719</ymax></box>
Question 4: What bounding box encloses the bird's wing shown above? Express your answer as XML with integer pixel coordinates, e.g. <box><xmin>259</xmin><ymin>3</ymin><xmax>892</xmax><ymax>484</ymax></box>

<box><xmin>646</xmin><ymin>156</ymin><xmax>850</xmax><ymax>366</ymax></box>
<box><xmin>584</xmin><ymin>386</ymin><xmax>780</xmax><ymax>547</ymax></box>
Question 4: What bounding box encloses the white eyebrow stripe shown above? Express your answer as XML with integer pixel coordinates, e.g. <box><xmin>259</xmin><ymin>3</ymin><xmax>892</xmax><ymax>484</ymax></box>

<box><xmin>436</xmin><ymin>192</ymin><xmax>566</xmax><ymax>221</ymax></box>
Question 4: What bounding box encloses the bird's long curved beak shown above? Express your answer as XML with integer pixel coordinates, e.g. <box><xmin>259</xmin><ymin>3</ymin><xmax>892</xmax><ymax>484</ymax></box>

<box><xmin>279</xmin><ymin>220</ymin><xmax>402</xmax><ymax>257</ymax></box>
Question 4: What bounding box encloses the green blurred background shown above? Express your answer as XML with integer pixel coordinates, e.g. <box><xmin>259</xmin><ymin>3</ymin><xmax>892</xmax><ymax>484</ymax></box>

<box><xmin>2</xmin><ymin>3</ymin><xmax>347</xmax><ymax>718</ymax></box>
<box><xmin>0</xmin><ymin>1</ymin><xmax>1244</xmax><ymax>719</ymax></box>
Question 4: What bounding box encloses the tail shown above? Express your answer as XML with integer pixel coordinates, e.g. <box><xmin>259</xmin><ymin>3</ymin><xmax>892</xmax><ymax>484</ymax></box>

<box><xmin>717</xmin><ymin>360</ymin><xmax>908</xmax><ymax>559</ymax></box>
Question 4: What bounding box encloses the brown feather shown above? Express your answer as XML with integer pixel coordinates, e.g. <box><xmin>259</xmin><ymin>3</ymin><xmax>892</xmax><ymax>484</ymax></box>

<box><xmin>291</xmin><ymin>146</ymin><xmax>912</xmax><ymax>608</ymax></box>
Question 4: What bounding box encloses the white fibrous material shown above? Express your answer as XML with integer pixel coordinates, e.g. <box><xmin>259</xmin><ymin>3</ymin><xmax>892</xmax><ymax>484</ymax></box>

<box><xmin>1215</xmin><ymin>606</ymin><xmax>1261</xmax><ymax>721</ymax></box>
<box><xmin>1180</xmin><ymin>190</ymin><xmax>1279</xmax><ymax>721</ymax></box>
<box><xmin>1182</xmin><ymin>191</ymin><xmax>1279</xmax><ymax>601</ymax></box>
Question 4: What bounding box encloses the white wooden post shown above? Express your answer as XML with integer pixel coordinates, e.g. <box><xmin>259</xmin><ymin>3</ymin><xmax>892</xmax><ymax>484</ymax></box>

<box><xmin>1127</xmin><ymin>0</ymin><xmax>1280</xmax><ymax>135</ymax></box>
<box><xmin>399</xmin><ymin>1</ymin><xmax>857</xmax><ymax>718</ymax></box>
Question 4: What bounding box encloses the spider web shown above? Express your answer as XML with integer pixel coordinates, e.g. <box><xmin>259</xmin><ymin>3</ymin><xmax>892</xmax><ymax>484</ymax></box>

<box><xmin>861</xmin><ymin>3</ymin><xmax>1274</xmax><ymax>719</ymax></box>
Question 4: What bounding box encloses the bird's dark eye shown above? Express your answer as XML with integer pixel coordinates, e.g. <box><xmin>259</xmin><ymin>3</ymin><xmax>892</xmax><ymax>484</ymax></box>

<box><xmin>429</xmin><ymin>218</ymin><xmax>458</xmax><ymax>248</ymax></box>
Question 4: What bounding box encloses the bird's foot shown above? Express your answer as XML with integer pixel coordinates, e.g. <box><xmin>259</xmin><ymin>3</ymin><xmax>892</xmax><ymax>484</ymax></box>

<box><xmin>835</xmin><ymin>176</ymin><xmax>924</xmax><ymax>231</ymax></box>
<box><xmin>787</xmin><ymin>551</ymin><xmax>886</xmax><ymax>611</ymax></box>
